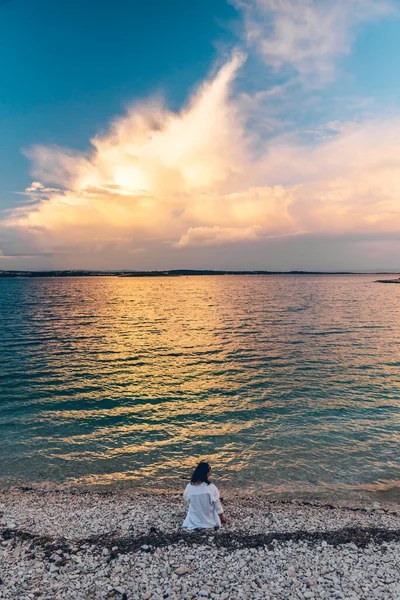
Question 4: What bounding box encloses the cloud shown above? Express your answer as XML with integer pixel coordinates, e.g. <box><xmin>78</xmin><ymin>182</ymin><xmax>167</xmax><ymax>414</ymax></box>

<box><xmin>183</xmin><ymin>186</ymin><xmax>298</xmax><ymax>235</ymax></box>
<box><xmin>3</xmin><ymin>95</ymin><xmax>400</xmax><ymax>263</ymax></box>
<box><xmin>176</xmin><ymin>226</ymin><xmax>261</xmax><ymax>247</ymax></box>
<box><xmin>2</xmin><ymin>54</ymin><xmax>247</xmax><ymax>255</ymax></box>
<box><xmin>235</xmin><ymin>0</ymin><xmax>395</xmax><ymax>77</ymax></box>
<box><xmin>2</xmin><ymin>3</ymin><xmax>400</xmax><ymax>269</ymax></box>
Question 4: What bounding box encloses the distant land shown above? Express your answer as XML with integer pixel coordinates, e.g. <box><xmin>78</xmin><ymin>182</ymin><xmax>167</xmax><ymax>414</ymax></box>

<box><xmin>1</xmin><ymin>270</ymin><xmax>399</xmax><ymax>278</ymax></box>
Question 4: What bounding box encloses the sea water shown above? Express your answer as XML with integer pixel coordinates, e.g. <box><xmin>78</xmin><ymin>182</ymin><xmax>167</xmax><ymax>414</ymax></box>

<box><xmin>1</xmin><ymin>275</ymin><xmax>400</xmax><ymax>499</ymax></box>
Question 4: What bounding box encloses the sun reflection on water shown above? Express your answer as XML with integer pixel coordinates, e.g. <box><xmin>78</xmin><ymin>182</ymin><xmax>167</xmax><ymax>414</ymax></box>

<box><xmin>1</xmin><ymin>275</ymin><xmax>400</xmax><ymax>498</ymax></box>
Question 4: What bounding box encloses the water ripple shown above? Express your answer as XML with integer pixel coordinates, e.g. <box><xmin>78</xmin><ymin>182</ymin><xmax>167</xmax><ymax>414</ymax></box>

<box><xmin>1</xmin><ymin>274</ymin><xmax>400</xmax><ymax>497</ymax></box>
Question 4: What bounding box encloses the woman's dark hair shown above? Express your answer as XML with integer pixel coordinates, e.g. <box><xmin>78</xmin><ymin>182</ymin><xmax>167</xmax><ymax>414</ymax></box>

<box><xmin>190</xmin><ymin>461</ymin><xmax>211</xmax><ymax>485</ymax></box>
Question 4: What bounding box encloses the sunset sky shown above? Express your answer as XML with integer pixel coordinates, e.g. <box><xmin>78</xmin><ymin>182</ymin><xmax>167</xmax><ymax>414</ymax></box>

<box><xmin>1</xmin><ymin>0</ymin><xmax>400</xmax><ymax>271</ymax></box>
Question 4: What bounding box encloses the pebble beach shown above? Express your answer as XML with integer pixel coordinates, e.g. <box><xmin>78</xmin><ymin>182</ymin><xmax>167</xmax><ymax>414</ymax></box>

<box><xmin>1</xmin><ymin>487</ymin><xmax>399</xmax><ymax>600</ymax></box>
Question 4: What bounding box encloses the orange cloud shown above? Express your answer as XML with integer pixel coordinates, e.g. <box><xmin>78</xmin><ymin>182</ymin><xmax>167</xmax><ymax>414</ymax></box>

<box><xmin>2</xmin><ymin>52</ymin><xmax>400</xmax><ymax>264</ymax></box>
<box><xmin>176</xmin><ymin>226</ymin><xmax>262</xmax><ymax>247</ymax></box>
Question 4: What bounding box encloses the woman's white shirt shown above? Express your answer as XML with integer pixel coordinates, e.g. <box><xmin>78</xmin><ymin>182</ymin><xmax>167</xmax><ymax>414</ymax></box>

<box><xmin>182</xmin><ymin>482</ymin><xmax>223</xmax><ymax>529</ymax></box>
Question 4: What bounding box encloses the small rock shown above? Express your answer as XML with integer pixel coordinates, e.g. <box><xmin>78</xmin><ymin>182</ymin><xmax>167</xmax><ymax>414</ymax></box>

<box><xmin>348</xmin><ymin>543</ymin><xmax>358</xmax><ymax>550</ymax></box>
<box><xmin>175</xmin><ymin>566</ymin><xmax>191</xmax><ymax>576</ymax></box>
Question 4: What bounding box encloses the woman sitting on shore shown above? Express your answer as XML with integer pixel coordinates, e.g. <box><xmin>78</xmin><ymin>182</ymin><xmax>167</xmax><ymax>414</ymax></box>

<box><xmin>182</xmin><ymin>461</ymin><xmax>228</xmax><ymax>529</ymax></box>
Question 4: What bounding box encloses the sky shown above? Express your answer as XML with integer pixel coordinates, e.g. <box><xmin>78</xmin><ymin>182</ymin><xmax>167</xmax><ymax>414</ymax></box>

<box><xmin>1</xmin><ymin>0</ymin><xmax>400</xmax><ymax>271</ymax></box>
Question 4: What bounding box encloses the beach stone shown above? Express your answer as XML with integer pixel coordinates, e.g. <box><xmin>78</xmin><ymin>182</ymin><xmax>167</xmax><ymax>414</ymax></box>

<box><xmin>175</xmin><ymin>567</ymin><xmax>191</xmax><ymax>575</ymax></box>
<box><xmin>1</xmin><ymin>488</ymin><xmax>400</xmax><ymax>600</ymax></box>
<box><xmin>347</xmin><ymin>543</ymin><xmax>358</xmax><ymax>550</ymax></box>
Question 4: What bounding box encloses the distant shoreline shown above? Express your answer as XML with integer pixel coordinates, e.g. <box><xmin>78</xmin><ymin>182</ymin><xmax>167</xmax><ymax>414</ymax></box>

<box><xmin>1</xmin><ymin>269</ymin><xmax>400</xmax><ymax>278</ymax></box>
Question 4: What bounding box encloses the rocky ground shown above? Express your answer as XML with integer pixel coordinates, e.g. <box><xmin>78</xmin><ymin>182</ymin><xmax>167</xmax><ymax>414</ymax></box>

<box><xmin>0</xmin><ymin>487</ymin><xmax>399</xmax><ymax>599</ymax></box>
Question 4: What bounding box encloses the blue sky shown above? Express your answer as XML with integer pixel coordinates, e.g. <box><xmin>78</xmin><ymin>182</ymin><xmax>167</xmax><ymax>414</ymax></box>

<box><xmin>1</xmin><ymin>0</ymin><xmax>400</xmax><ymax>270</ymax></box>
<box><xmin>0</xmin><ymin>0</ymin><xmax>237</xmax><ymax>203</ymax></box>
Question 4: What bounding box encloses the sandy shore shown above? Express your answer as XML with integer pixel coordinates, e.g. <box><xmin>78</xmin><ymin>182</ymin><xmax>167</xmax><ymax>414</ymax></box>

<box><xmin>0</xmin><ymin>487</ymin><xmax>399</xmax><ymax>600</ymax></box>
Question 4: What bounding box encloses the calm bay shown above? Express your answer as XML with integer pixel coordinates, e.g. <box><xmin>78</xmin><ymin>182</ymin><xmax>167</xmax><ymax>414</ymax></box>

<box><xmin>1</xmin><ymin>274</ymin><xmax>399</xmax><ymax>500</ymax></box>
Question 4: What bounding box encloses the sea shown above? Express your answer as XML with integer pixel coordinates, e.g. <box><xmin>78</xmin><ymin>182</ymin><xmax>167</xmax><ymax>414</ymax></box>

<box><xmin>1</xmin><ymin>274</ymin><xmax>400</xmax><ymax>501</ymax></box>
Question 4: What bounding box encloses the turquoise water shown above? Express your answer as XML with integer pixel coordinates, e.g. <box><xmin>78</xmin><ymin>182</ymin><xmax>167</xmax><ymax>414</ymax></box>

<box><xmin>1</xmin><ymin>275</ymin><xmax>400</xmax><ymax>498</ymax></box>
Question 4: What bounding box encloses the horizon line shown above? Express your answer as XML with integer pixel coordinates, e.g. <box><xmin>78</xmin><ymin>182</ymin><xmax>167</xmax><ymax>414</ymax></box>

<box><xmin>1</xmin><ymin>269</ymin><xmax>400</xmax><ymax>277</ymax></box>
